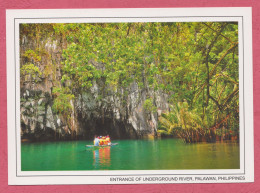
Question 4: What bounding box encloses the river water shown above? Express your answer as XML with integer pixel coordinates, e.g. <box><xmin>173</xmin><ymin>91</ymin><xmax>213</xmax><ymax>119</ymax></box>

<box><xmin>21</xmin><ymin>139</ymin><xmax>239</xmax><ymax>171</ymax></box>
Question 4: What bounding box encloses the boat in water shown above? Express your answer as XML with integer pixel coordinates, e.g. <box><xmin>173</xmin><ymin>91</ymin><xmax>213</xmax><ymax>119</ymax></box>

<box><xmin>86</xmin><ymin>143</ymin><xmax>118</xmax><ymax>148</ymax></box>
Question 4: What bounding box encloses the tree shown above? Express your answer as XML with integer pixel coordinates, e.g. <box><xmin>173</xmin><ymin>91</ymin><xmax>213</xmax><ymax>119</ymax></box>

<box><xmin>20</xmin><ymin>22</ymin><xmax>239</xmax><ymax>142</ymax></box>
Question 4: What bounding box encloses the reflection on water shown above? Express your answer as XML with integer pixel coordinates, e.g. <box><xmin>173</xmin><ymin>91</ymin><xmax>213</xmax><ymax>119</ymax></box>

<box><xmin>21</xmin><ymin>139</ymin><xmax>239</xmax><ymax>171</ymax></box>
<box><xmin>93</xmin><ymin>147</ymin><xmax>111</xmax><ymax>168</ymax></box>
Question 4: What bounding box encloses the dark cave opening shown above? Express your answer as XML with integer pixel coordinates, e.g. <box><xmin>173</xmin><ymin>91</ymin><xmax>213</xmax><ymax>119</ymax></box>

<box><xmin>78</xmin><ymin>115</ymin><xmax>138</xmax><ymax>140</ymax></box>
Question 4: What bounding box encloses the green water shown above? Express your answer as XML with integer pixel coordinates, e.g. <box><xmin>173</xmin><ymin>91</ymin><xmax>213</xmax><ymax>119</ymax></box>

<box><xmin>21</xmin><ymin>139</ymin><xmax>239</xmax><ymax>171</ymax></box>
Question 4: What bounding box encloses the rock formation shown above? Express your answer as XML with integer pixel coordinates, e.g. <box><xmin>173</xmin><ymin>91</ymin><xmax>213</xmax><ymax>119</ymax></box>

<box><xmin>20</xmin><ymin>24</ymin><xmax>170</xmax><ymax>141</ymax></box>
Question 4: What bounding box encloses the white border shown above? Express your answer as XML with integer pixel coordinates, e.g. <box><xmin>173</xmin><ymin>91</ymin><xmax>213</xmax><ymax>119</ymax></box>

<box><xmin>6</xmin><ymin>8</ymin><xmax>254</xmax><ymax>185</ymax></box>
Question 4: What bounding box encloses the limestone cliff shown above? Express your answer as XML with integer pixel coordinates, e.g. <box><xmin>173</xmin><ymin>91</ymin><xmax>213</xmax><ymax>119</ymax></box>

<box><xmin>20</xmin><ymin>24</ymin><xmax>171</xmax><ymax>141</ymax></box>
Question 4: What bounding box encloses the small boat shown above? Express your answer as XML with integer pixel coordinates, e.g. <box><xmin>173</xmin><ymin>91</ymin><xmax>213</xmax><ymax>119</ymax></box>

<box><xmin>86</xmin><ymin>143</ymin><xmax>118</xmax><ymax>148</ymax></box>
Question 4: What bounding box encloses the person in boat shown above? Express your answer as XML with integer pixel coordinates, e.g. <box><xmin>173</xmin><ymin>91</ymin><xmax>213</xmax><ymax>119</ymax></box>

<box><xmin>99</xmin><ymin>136</ymin><xmax>104</xmax><ymax>146</ymax></box>
<box><xmin>94</xmin><ymin>135</ymin><xmax>100</xmax><ymax>146</ymax></box>
<box><xmin>106</xmin><ymin>135</ymin><xmax>111</xmax><ymax>145</ymax></box>
<box><xmin>97</xmin><ymin>135</ymin><xmax>111</xmax><ymax>146</ymax></box>
<box><xmin>102</xmin><ymin>136</ymin><xmax>107</xmax><ymax>145</ymax></box>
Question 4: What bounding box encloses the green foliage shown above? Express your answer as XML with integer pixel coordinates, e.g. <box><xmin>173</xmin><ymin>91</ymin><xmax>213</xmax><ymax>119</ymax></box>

<box><xmin>52</xmin><ymin>87</ymin><xmax>75</xmax><ymax>114</ymax></box>
<box><xmin>143</xmin><ymin>98</ymin><xmax>157</xmax><ymax>113</ymax></box>
<box><xmin>20</xmin><ymin>22</ymin><xmax>239</xmax><ymax>142</ymax></box>
<box><xmin>158</xmin><ymin>111</ymin><xmax>179</xmax><ymax>135</ymax></box>
<box><xmin>20</xmin><ymin>63</ymin><xmax>42</xmax><ymax>80</ymax></box>
<box><xmin>158</xmin><ymin>102</ymin><xmax>202</xmax><ymax>134</ymax></box>
<box><xmin>23</xmin><ymin>49</ymin><xmax>41</xmax><ymax>62</ymax></box>
<box><xmin>57</xmin><ymin>22</ymin><xmax>239</xmax><ymax>136</ymax></box>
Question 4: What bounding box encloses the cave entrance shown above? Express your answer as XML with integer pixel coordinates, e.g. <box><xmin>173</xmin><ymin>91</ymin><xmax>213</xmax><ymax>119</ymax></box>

<box><xmin>79</xmin><ymin>116</ymin><xmax>138</xmax><ymax>140</ymax></box>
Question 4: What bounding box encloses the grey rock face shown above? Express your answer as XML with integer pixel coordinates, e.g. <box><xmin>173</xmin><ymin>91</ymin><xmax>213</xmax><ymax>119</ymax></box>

<box><xmin>20</xmin><ymin>32</ymin><xmax>170</xmax><ymax>141</ymax></box>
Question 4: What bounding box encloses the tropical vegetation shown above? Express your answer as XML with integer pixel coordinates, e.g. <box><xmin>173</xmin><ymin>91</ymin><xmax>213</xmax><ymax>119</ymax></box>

<box><xmin>20</xmin><ymin>22</ymin><xmax>239</xmax><ymax>143</ymax></box>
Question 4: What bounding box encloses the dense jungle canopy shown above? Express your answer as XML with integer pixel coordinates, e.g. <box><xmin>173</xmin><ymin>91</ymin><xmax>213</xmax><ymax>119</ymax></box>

<box><xmin>20</xmin><ymin>22</ymin><xmax>239</xmax><ymax>143</ymax></box>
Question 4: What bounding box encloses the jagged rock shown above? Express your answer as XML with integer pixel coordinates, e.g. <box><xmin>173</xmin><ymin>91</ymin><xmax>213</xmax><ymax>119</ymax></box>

<box><xmin>20</xmin><ymin>30</ymin><xmax>171</xmax><ymax>141</ymax></box>
<box><xmin>37</xmin><ymin>116</ymin><xmax>44</xmax><ymax>123</ymax></box>
<box><xmin>24</xmin><ymin>102</ymin><xmax>31</xmax><ymax>107</ymax></box>
<box><xmin>46</xmin><ymin>106</ymin><xmax>56</xmax><ymax>130</ymax></box>
<box><xmin>38</xmin><ymin>98</ymin><xmax>44</xmax><ymax>105</ymax></box>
